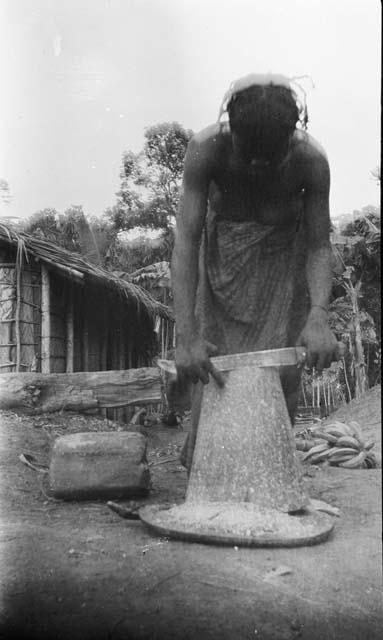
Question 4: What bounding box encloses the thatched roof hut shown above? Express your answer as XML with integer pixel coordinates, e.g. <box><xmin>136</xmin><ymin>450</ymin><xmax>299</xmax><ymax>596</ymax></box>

<box><xmin>0</xmin><ymin>224</ymin><xmax>171</xmax><ymax>378</ymax></box>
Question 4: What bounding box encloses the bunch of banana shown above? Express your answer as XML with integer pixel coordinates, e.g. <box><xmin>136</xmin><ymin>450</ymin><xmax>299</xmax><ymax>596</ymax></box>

<box><xmin>297</xmin><ymin>420</ymin><xmax>377</xmax><ymax>469</ymax></box>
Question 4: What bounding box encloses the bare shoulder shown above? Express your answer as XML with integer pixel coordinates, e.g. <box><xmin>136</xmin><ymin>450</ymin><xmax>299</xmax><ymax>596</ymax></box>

<box><xmin>183</xmin><ymin>124</ymin><xmax>225</xmax><ymax>192</ymax></box>
<box><xmin>293</xmin><ymin>130</ymin><xmax>327</xmax><ymax>159</ymax></box>
<box><xmin>293</xmin><ymin>131</ymin><xmax>330</xmax><ymax>191</ymax></box>
<box><xmin>185</xmin><ymin>123</ymin><xmax>227</xmax><ymax>170</ymax></box>
<box><xmin>191</xmin><ymin>122</ymin><xmax>227</xmax><ymax>148</ymax></box>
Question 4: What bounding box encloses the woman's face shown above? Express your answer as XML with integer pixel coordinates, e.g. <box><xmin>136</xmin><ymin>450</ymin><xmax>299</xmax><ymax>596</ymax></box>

<box><xmin>231</xmin><ymin>128</ymin><xmax>293</xmax><ymax>169</ymax></box>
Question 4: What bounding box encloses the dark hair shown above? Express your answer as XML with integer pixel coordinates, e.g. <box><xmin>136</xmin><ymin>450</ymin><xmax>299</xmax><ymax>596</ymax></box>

<box><xmin>228</xmin><ymin>85</ymin><xmax>299</xmax><ymax>131</ymax></box>
<box><xmin>227</xmin><ymin>85</ymin><xmax>301</xmax><ymax>161</ymax></box>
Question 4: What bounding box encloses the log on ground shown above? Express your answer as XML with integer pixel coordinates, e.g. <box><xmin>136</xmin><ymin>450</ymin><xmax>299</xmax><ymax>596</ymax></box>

<box><xmin>0</xmin><ymin>367</ymin><xmax>162</xmax><ymax>413</ymax></box>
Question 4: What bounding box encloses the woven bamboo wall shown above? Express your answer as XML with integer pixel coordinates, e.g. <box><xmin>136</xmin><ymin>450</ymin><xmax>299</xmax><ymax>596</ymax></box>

<box><xmin>0</xmin><ymin>246</ymin><xmax>41</xmax><ymax>372</ymax></box>
<box><xmin>0</xmin><ymin>261</ymin><xmax>16</xmax><ymax>372</ymax></box>
<box><xmin>19</xmin><ymin>264</ymin><xmax>41</xmax><ymax>372</ymax></box>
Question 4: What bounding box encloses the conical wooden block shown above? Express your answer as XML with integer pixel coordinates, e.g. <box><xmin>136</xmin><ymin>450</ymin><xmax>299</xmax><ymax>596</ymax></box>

<box><xmin>140</xmin><ymin>361</ymin><xmax>334</xmax><ymax>547</ymax></box>
<box><xmin>187</xmin><ymin>365</ymin><xmax>307</xmax><ymax>511</ymax></box>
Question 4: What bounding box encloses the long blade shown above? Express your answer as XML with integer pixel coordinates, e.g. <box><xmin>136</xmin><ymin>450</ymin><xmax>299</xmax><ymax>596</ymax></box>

<box><xmin>157</xmin><ymin>347</ymin><xmax>306</xmax><ymax>375</ymax></box>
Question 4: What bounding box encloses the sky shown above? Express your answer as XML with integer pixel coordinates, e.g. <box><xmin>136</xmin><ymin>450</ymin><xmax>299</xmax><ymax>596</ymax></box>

<box><xmin>0</xmin><ymin>0</ymin><xmax>381</xmax><ymax>222</ymax></box>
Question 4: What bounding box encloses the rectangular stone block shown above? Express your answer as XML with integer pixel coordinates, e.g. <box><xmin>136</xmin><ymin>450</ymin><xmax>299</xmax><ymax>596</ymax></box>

<box><xmin>49</xmin><ymin>432</ymin><xmax>150</xmax><ymax>500</ymax></box>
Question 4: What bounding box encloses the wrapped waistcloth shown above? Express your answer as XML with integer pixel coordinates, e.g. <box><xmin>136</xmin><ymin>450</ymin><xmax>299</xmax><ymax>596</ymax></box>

<box><xmin>181</xmin><ymin>210</ymin><xmax>310</xmax><ymax>471</ymax></box>
<box><xmin>196</xmin><ymin>211</ymin><xmax>310</xmax><ymax>354</ymax></box>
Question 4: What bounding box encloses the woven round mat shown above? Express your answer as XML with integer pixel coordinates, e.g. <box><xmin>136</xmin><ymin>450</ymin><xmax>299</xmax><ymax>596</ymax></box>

<box><xmin>139</xmin><ymin>502</ymin><xmax>334</xmax><ymax>547</ymax></box>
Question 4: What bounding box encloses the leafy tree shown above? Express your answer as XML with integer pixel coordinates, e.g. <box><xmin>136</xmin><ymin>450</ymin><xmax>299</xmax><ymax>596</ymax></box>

<box><xmin>342</xmin><ymin>205</ymin><xmax>380</xmax><ymax>239</ymax></box>
<box><xmin>336</xmin><ymin>205</ymin><xmax>380</xmax><ymax>336</ymax></box>
<box><xmin>0</xmin><ymin>178</ymin><xmax>12</xmax><ymax>206</ymax></box>
<box><xmin>0</xmin><ymin>179</ymin><xmax>21</xmax><ymax>226</ymax></box>
<box><xmin>22</xmin><ymin>206</ymin><xmax>105</xmax><ymax>266</ymax></box>
<box><xmin>107</xmin><ymin>228</ymin><xmax>175</xmax><ymax>274</ymax></box>
<box><xmin>371</xmin><ymin>165</ymin><xmax>380</xmax><ymax>184</ymax></box>
<box><xmin>116</xmin><ymin>122</ymin><xmax>192</xmax><ymax>230</ymax></box>
<box><xmin>57</xmin><ymin>205</ymin><xmax>102</xmax><ymax>265</ymax></box>
<box><xmin>106</xmin><ymin>122</ymin><xmax>193</xmax><ymax>271</ymax></box>
<box><xmin>300</xmin><ymin>201</ymin><xmax>381</xmax><ymax>408</ymax></box>
<box><xmin>329</xmin><ymin>205</ymin><xmax>380</xmax><ymax>397</ymax></box>
<box><xmin>19</xmin><ymin>122</ymin><xmax>193</xmax><ymax>272</ymax></box>
<box><xmin>87</xmin><ymin>215</ymin><xmax>117</xmax><ymax>268</ymax></box>
<box><xmin>22</xmin><ymin>208</ymin><xmax>61</xmax><ymax>241</ymax></box>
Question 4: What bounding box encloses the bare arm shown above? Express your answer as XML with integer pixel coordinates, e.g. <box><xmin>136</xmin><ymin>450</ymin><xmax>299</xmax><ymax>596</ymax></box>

<box><xmin>298</xmin><ymin>148</ymin><xmax>338</xmax><ymax>371</ymax></box>
<box><xmin>171</xmin><ymin>135</ymin><xmax>224</xmax><ymax>386</ymax></box>
<box><xmin>172</xmin><ymin>137</ymin><xmax>208</xmax><ymax>340</ymax></box>
<box><xmin>303</xmin><ymin>151</ymin><xmax>332</xmax><ymax>310</ymax></box>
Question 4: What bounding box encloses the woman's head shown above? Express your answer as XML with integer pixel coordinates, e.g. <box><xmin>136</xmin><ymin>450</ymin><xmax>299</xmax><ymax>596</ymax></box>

<box><xmin>220</xmin><ymin>73</ymin><xmax>307</xmax><ymax>166</ymax></box>
<box><xmin>227</xmin><ymin>83</ymin><xmax>299</xmax><ymax>165</ymax></box>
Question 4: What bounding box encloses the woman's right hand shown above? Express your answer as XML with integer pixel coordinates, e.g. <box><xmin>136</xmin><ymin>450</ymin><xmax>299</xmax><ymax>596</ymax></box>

<box><xmin>175</xmin><ymin>337</ymin><xmax>225</xmax><ymax>391</ymax></box>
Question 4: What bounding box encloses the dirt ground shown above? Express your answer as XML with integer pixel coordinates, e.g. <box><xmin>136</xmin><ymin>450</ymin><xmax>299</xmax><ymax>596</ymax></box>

<box><xmin>0</xmin><ymin>385</ymin><xmax>381</xmax><ymax>640</ymax></box>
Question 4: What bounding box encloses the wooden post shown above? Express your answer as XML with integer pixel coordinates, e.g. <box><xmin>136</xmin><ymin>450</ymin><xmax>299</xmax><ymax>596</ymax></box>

<box><xmin>351</xmin><ymin>283</ymin><xmax>368</xmax><ymax>398</ymax></box>
<box><xmin>301</xmin><ymin>379</ymin><xmax>307</xmax><ymax>408</ymax></box>
<box><xmin>119</xmin><ymin>320</ymin><xmax>125</xmax><ymax>370</ymax></box>
<box><xmin>342</xmin><ymin>357</ymin><xmax>352</xmax><ymax>402</ymax></box>
<box><xmin>66</xmin><ymin>284</ymin><xmax>74</xmax><ymax>373</ymax></box>
<box><xmin>127</xmin><ymin>337</ymin><xmax>133</xmax><ymax>369</ymax></box>
<box><xmin>41</xmin><ymin>265</ymin><xmax>51</xmax><ymax>374</ymax></box>
<box><xmin>82</xmin><ymin>314</ymin><xmax>89</xmax><ymax>372</ymax></box>
<box><xmin>161</xmin><ymin>318</ymin><xmax>165</xmax><ymax>359</ymax></box>
<box><xmin>15</xmin><ymin>264</ymin><xmax>22</xmax><ymax>372</ymax></box>
<box><xmin>117</xmin><ymin>318</ymin><xmax>126</xmax><ymax>422</ymax></box>
<box><xmin>99</xmin><ymin>304</ymin><xmax>108</xmax><ymax>418</ymax></box>
<box><xmin>32</xmin><ymin>266</ymin><xmax>42</xmax><ymax>372</ymax></box>
<box><xmin>100</xmin><ymin>304</ymin><xmax>108</xmax><ymax>371</ymax></box>
<box><xmin>20</xmin><ymin>268</ymin><xmax>39</xmax><ymax>372</ymax></box>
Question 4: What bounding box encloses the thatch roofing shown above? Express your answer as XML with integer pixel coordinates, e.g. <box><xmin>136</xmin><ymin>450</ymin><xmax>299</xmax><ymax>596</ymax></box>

<box><xmin>0</xmin><ymin>223</ymin><xmax>171</xmax><ymax>320</ymax></box>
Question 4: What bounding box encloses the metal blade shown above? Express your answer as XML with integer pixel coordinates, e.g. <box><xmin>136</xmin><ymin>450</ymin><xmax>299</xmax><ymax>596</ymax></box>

<box><xmin>157</xmin><ymin>346</ymin><xmax>306</xmax><ymax>375</ymax></box>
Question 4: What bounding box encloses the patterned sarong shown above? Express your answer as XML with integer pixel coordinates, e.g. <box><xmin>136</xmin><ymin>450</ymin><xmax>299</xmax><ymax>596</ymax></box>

<box><xmin>196</xmin><ymin>210</ymin><xmax>310</xmax><ymax>354</ymax></box>
<box><xmin>181</xmin><ymin>208</ymin><xmax>310</xmax><ymax>470</ymax></box>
